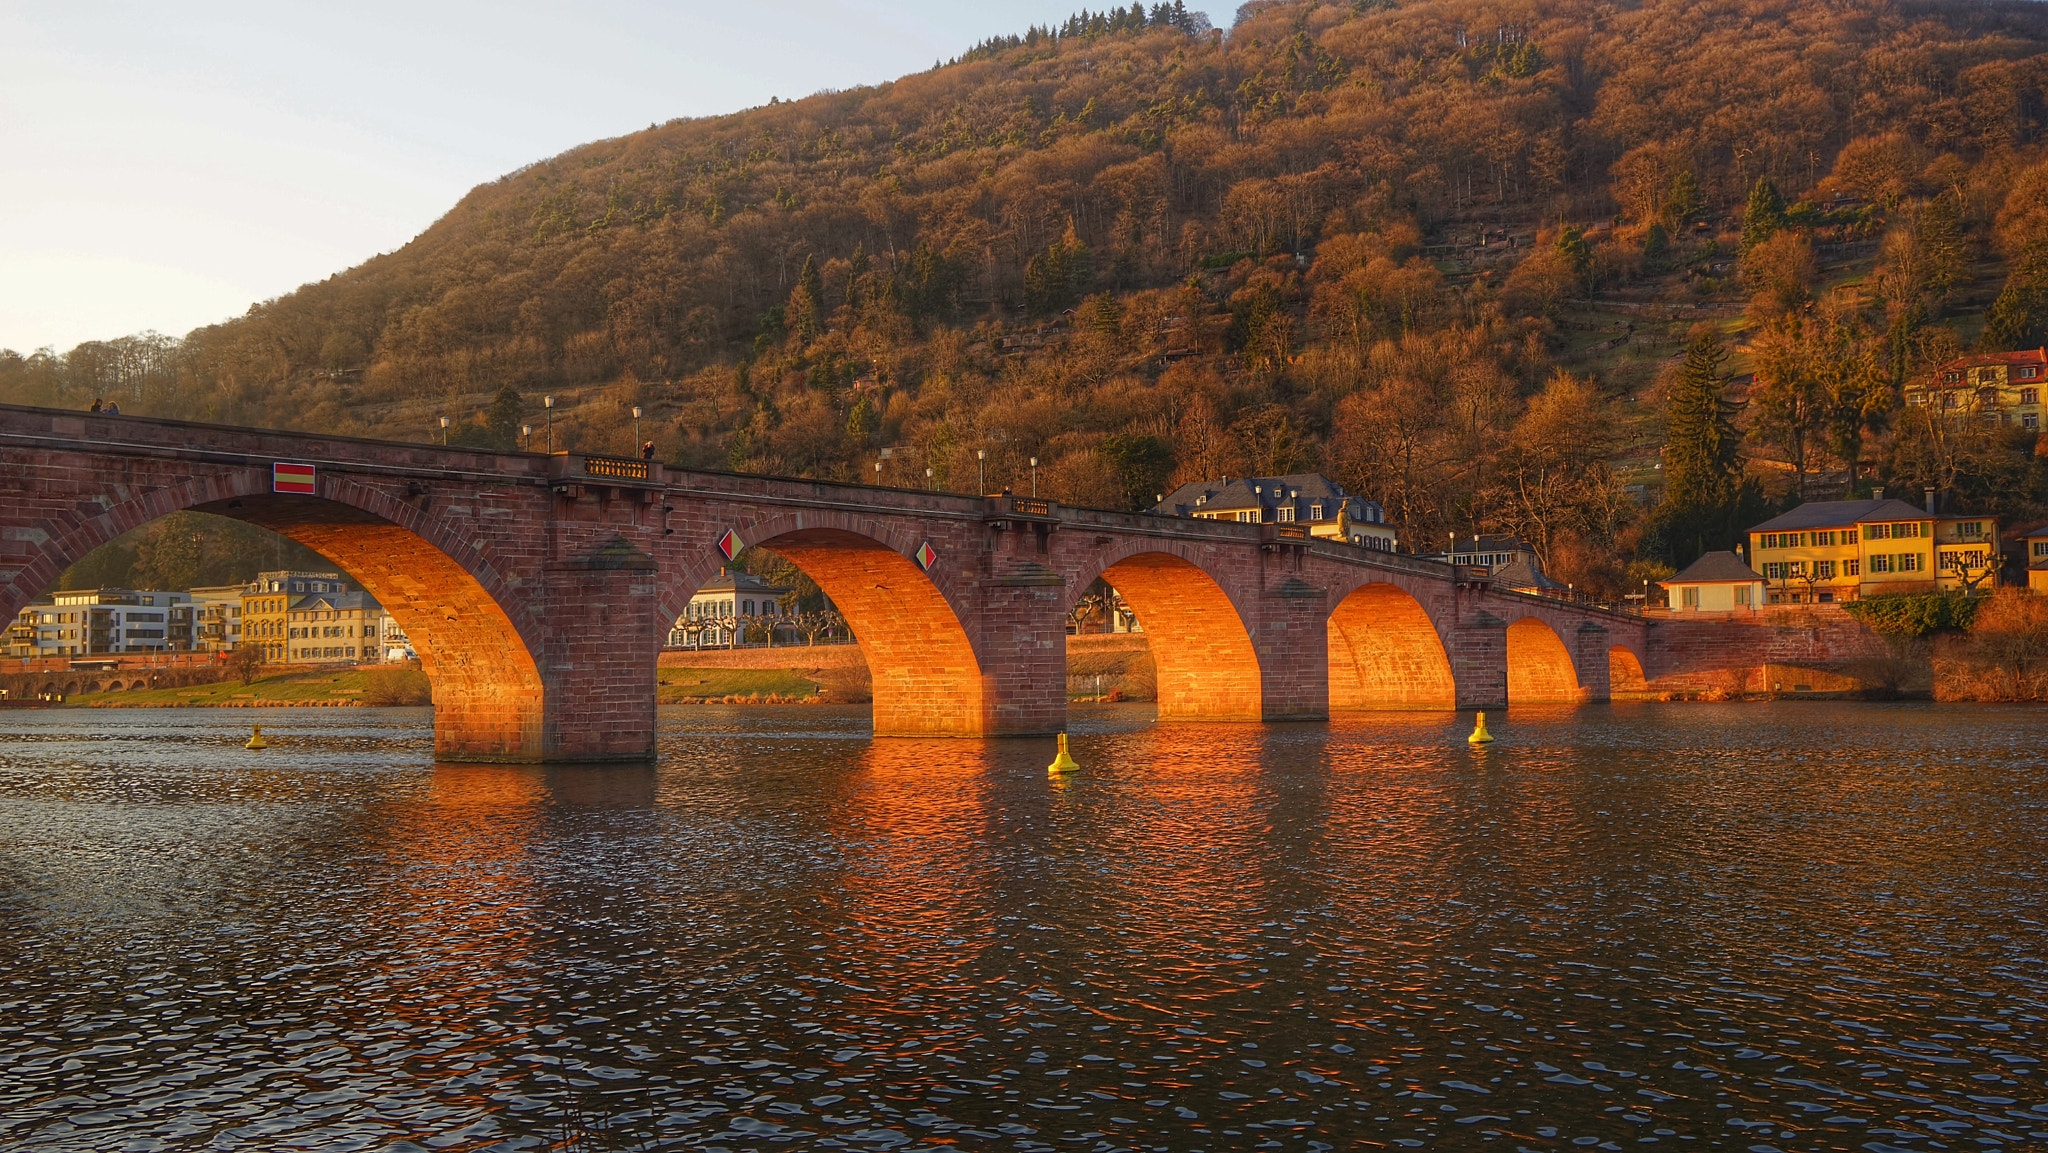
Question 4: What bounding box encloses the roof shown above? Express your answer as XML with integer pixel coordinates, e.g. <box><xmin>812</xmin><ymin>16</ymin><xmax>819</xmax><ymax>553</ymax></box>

<box><xmin>1661</xmin><ymin>551</ymin><xmax>1764</xmax><ymax>586</ymax></box>
<box><xmin>693</xmin><ymin>568</ymin><xmax>790</xmax><ymax>597</ymax></box>
<box><xmin>1491</xmin><ymin>557</ymin><xmax>1562</xmax><ymax>590</ymax></box>
<box><xmin>2025</xmin><ymin>524</ymin><xmax>2048</xmax><ymax>540</ymax></box>
<box><xmin>1749</xmin><ymin>499</ymin><xmax>1930</xmax><ymax>533</ymax></box>
<box><xmin>294</xmin><ymin>591</ymin><xmax>382</xmax><ymax>612</ymax></box>
<box><xmin>1931</xmin><ymin>348</ymin><xmax>2047</xmax><ymax>374</ymax></box>
<box><xmin>1153</xmin><ymin>474</ymin><xmax>1380</xmax><ymax>522</ymax></box>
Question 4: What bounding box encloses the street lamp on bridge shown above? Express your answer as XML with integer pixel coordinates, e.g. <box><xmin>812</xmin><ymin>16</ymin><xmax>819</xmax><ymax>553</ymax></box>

<box><xmin>543</xmin><ymin>395</ymin><xmax>555</xmax><ymax>454</ymax></box>
<box><xmin>632</xmin><ymin>406</ymin><xmax>642</xmax><ymax>453</ymax></box>
<box><xmin>439</xmin><ymin>416</ymin><xmax>449</xmax><ymax>445</ymax></box>
<box><xmin>976</xmin><ymin>448</ymin><xmax>986</xmax><ymax>494</ymax></box>
<box><xmin>521</xmin><ymin>424</ymin><xmax>532</xmax><ymax>452</ymax></box>
<box><xmin>1030</xmin><ymin>456</ymin><xmax>1038</xmax><ymax>497</ymax></box>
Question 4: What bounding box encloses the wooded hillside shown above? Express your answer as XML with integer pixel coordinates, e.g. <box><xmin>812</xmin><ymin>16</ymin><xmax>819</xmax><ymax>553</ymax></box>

<box><xmin>11</xmin><ymin>0</ymin><xmax>2048</xmax><ymax>596</ymax></box>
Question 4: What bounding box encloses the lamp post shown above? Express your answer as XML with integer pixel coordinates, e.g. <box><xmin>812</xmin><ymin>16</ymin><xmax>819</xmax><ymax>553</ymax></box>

<box><xmin>438</xmin><ymin>416</ymin><xmax>449</xmax><ymax>445</ymax></box>
<box><xmin>976</xmin><ymin>448</ymin><xmax>986</xmax><ymax>494</ymax></box>
<box><xmin>521</xmin><ymin>423</ymin><xmax>532</xmax><ymax>451</ymax></box>
<box><xmin>925</xmin><ymin>466</ymin><xmax>934</xmax><ymax>491</ymax></box>
<box><xmin>1029</xmin><ymin>456</ymin><xmax>1038</xmax><ymax>497</ymax></box>
<box><xmin>543</xmin><ymin>395</ymin><xmax>555</xmax><ymax>454</ymax></box>
<box><xmin>874</xmin><ymin>460</ymin><xmax>884</xmax><ymax>486</ymax></box>
<box><xmin>632</xmin><ymin>405</ymin><xmax>642</xmax><ymax>452</ymax></box>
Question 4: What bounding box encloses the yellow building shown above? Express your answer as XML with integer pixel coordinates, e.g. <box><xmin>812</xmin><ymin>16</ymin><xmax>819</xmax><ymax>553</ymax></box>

<box><xmin>1906</xmin><ymin>349</ymin><xmax>2047</xmax><ymax>431</ymax></box>
<box><xmin>286</xmin><ymin>591</ymin><xmax>385</xmax><ymax>664</ymax></box>
<box><xmin>241</xmin><ymin>570</ymin><xmax>349</xmax><ymax>662</ymax></box>
<box><xmin>1660</xmin><ymin>551</ymin><xmax>1765</xmax><ymax>612</ymax></box>
<box><xmin>1747</xmin><ymin>496</ymin><xmax>2000</xmax><ymax>603</ymax></box>
<box><xmin>2026</xmin><ymin>526</ymin><xmax>2048</xmax><ymax>593</ymax></box>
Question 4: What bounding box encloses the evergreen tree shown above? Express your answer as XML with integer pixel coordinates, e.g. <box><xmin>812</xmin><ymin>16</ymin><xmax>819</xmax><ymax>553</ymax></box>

<box><xmin>789</xmin><ymin>255</ymin><xmax>823</xmax><ymax>344</ymax></box>
<box><xmin>484</xmin><ymin>383</ymin><xmax>523</xmax><ymax>448</ymax></box>
<box><xmin>1742</xmin><ymin>177</ymin><xmax>1787</xmax><ymax>252</ymax></box>
<box><xmin>1668</xmin><ymin>170</ymin><xmax>1703</xmax><ymax>223</ymax></box>
<box><xmin>846</xmin><ymin>242</ymin><xmax>869</xmax><ymax>309</ymax></box>
<box><xmin>1663</xmin><ymin>329</ymin><xmax>1742</xmax><ymax>510</ymax></box>
<box><xmin>1640</xmin><ymin>328</ymin><xmax>1767</xmax><ymax>566</ymax></box>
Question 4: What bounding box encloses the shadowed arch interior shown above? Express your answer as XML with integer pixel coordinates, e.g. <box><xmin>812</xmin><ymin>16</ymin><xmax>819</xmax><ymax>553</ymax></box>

<box><xmin>754</xmin><ymin>527</ymin><xmax>989</xmax><ymax>736</ymax></box>
<box><xmin>193</xmin><ymin>493</ymin><xmax>544</xmax><ymax>760</ymax></box>
<box><xmin>1609</xmin><ymin>646</ymin><xmax>1648</xmax><ymax>694</ymax></box>
<box><xmin>1098</xmin><ymin>552</ymin><xmax>1261</xmax><ymax>722</ymax></box>
<box><xmin>1506</xmin><ymin>617</ymin><xmax>1580</xmax><ymax>704</ymax></box>
<box><xmin>1327</xmin><ymin>582</ymin><xmax>1456</xmax><ymax>709</ymax></box>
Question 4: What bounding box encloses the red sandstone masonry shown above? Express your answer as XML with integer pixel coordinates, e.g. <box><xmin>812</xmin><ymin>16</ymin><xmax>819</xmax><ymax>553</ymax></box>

<box><xmin>1</xmin><ymin>403</ymin><xmax>1685</xmax><ymax>757</ymax></box>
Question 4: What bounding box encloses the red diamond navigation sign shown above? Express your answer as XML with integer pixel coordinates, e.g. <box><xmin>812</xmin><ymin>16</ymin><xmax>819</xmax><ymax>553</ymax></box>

<box><xmin>914</xmin><ymin>541</ymin><xmax>938</xmax><ymax>572</ymax></box>
<box><xmin>717</xmin><ymin>528</ymin><xmax>743</xmax><ymax>561</ymax></box>
<box><xmin>272</xmin><ymin>462</ymin><xmax>316</xmax><ymax>495</ymax></box>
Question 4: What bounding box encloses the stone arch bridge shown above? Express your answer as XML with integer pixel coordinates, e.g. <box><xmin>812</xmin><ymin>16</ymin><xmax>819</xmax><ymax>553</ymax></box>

<box><xmin>0</xmin><ymin>405</ymin><xmax>1664</xmax><ymax>762</ymax></box>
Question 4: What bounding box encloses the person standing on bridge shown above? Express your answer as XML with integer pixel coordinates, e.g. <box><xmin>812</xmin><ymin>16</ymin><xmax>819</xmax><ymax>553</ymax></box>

<box><xmin>103</xmin><ymin>400</ymin><xmax>119</xmax><ymax>415</ymax></box>
<box><xmin>89</xmin><ymin>398</ymin><xmax>102</xmax><ymax>413</ymax></box>
<box><xmin>641</xmin><ymin>441</ymin><xmax>655</xmax><ymax>461</ymax></box>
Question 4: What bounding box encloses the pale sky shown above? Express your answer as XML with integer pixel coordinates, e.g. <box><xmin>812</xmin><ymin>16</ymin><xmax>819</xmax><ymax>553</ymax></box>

<box><xmin>0</xmin><ymin>1</ymin><xmax>1232</xmax><ymax>355</ymax></box>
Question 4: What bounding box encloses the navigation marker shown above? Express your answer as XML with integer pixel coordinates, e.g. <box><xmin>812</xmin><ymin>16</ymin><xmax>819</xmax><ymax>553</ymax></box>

<box><xmin>272</xmin><ymin>462</ymin><xmax>316</xmax><ymax>495</ymax></box>
<box><xmin>914</xmin><ymin>541</ymin><xmax>938</xmax><ymax>572</ymax></box>
<box><xmin>717</xmin><ymin>528</ymin><xmax>743</xmax><ymax>561</ymax></box>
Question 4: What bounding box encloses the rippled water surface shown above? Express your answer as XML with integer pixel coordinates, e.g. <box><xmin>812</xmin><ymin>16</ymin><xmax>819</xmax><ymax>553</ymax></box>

<box><xmin>0</xmin><ymin>703</ymin><xmax>2045</xmax><ymax>1152</ymax></box>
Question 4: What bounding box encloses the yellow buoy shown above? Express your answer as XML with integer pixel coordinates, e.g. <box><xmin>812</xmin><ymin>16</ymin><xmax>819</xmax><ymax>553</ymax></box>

<box><xmin>1047</xmin><ymin>732</ymin><xmax>1081</xmax><ymax>774</ymax></box>
<box><xmin>245</xmin><ymin>725</ymin><xmax>268</xmax><ymax>750</ymax></box>
<box><xmin>1467</xmin><ymin>712</ymin><xmax>1494</xmax><ymax>745</ymax></box>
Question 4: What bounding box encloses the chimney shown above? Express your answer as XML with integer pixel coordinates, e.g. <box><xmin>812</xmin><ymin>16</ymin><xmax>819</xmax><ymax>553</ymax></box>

<box><xmin>1873</xmin><ymin>487</ymin><xmax>1884</xmax><ymax>500</ymax></box>
<box><xmin>1925</xmin><ymin>487</ymin><xmax>1937</xmax><ymax>515</ymax></box>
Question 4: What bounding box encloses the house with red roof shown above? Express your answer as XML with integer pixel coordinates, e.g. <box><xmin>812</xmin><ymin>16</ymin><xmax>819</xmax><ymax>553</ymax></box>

<box><xmin>1908</xmin><ymin>349</ymin><xmax>2048</xmax><ymax>431</ymax></box>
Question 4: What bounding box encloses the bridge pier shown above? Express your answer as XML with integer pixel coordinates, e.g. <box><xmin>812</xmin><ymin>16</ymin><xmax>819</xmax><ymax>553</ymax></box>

<box><xmin>1448</xmin><ymin>611</ymin><xmax>1510</xmax><ymax>710</ymax></box>
<box><xmin>977</xmin><ymin>579</ymin><xmax>1068</xmax><ymax>735</ymax></box>
<box><xmin>1255</xmin><ymin>576</ymin><xmax>1331</xmax><ymax>722</ymax></box>
<box><xmin>1572</xmin><ymin>622</ymin><xmax>1614</xmax><ymax>704</ymax></box>
<box><xmin>534</xmin><ymin>538</ymin><xmax>660</xmax><ymax>763</ymax></box>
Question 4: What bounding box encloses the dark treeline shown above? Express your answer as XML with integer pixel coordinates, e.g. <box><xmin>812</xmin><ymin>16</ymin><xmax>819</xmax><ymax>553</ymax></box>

<box><xmin>11</xmin><ymin>0</ymin><xmax>2048</xmax><ymax>597</ymax></box>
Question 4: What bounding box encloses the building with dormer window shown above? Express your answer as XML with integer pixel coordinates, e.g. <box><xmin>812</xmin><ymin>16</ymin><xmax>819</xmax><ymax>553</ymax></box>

<box><xmin>1151</xmin><ymin>474</ymin><xmax>1398</xmax><ymax>549</ymax></box>
<box><xmin>1907</xmin><ymin>349</ymin><xmax>2047</xmax><ymax>430</ymax></box>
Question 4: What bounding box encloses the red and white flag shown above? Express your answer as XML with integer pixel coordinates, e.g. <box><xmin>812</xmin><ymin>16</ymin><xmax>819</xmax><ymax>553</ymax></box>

<box><xmin>272</xmin><ymin>463</ymin><xmax>316</xmax><ymax>495</ymax></box>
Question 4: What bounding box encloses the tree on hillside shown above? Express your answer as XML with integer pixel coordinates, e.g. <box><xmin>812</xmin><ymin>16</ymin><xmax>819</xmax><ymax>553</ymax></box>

<box><xmin>789</xmin><ymin>256</ymin><xmax>824</xmax><ymax>346</ymax></box>
<box><xmin>1742</xmin><ymin>177</ymin><xmax>1788</xmax><ymax>252</ymax></box>
<box><xmin>1641</xmin><ymin>329</ymin><xmax>1765</xmax><ymax>566</ymax></box>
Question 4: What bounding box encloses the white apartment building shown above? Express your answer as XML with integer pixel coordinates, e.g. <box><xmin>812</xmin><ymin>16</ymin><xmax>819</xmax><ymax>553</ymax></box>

<box><xmin>7</xmin><ymin>589</ymin><xmax>196</xmax><ymax>658</ymax></box>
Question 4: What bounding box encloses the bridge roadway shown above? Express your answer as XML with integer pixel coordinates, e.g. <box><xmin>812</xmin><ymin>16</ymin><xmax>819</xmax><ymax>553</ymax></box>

<box><xmin>0</xmin><ymin>404</ymin><xmax>1657</xmax><ymax>762</ymax></box>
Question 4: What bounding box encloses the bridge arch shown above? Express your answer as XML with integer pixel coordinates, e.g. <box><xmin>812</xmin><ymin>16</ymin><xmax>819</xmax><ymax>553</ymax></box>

<box><xmin>1064</xmin><ymin>544</ymin><xmax>1262</xmax><ymax>722</ymax></box>
<box><xmin>661</xmin><ymin>511</ymin><xmax>993</xmax><ymax>736</ymax></box>
<box><xmin>5</xmin><ymin>467</ymin><xmax>545</xmax><ymax>760</ymax></box>
<box><xmin>1506</xmin><ymin>616</ymin><xmax>1581</xmax><ymax>704</ymax></box>
<box><xmin>1325</xmin><ymin>580</ymin><xmax>1457</xmax><ymax>709</ymax></box>
<box><xmin>1609</xmin><ymin>645</ymin><xmax>1648</xmax><ymax>694</ymax></box>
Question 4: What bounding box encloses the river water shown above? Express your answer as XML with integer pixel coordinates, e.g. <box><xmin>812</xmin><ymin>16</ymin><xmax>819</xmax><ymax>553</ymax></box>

<box><xmin>0</xmin><ymin>703</ymin><xmax>2043</xmax><ymax>1152</ymax></box>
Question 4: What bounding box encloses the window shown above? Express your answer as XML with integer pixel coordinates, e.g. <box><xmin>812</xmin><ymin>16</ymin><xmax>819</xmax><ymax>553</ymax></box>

<box><xmin>1816</xmin><ymin>530</ymin><xmax>1834</xmax><ymax>546</ymax></box>
<box><xmin>1763</xmin><ymin>562</ymin><xmax>1784</xmax><ymax>579</ymax></box>
<box><xmin>1277</xmin><ymin>505</ymin><xmax>1295</xmax><ymax>522</ymax></box>
<box><xmin>1944</xmin><ymin>392</ymin><xmax>1961</xmax><ymax>409</ymax></box>
<box><xmin>1945</xmin><ymin>370</ymin><xmax>1963</xmax><ymax>384</ymax></box>
<box><xmin>1814</xmin><ymin>560</ymin><xmax>1835</xmax><ymax>579</ymax></box>
<box><xmin>2025</xmin><ymin>387</ymin><xmax>2041</xmax><ymax>404</ymax></box>
<box><xmin>1864</xmin><ymin>524</ymin><xmax>1887</xmax><ymax>540</ymax></box>
<box><xmin>2023</xmin><ymin>366</ymin><xmax>2041</xmax><ymax>380</ymax></box>
<box><xmin>1735</xmin><ymin>585</ymin><xmax>1750</xmax><ymax>606</ymax></box>
<box><xmin>2027</xmin><ymin>414</ymin><xmax>2040</xmax><ymax>431</ymax></box>
<box><xmin>1309</xmin><ymin>503</ymin><xmax>1324</xmax><ymax>520</ymax></box>
<box><xmin>1237</xmin><ymin>510</ymin><xmax>1255</xmax><ymax>523</ymax></box>
<box><xmin>1682</xmin><ymin>587</ymin><xmax>1699</xmax><ymax>608</ymax></box>
<box><xmin>1870</xmin><ymin>555</ymin><xmax>1892</xmax><ymax>573</ymax></box>
<box><xmin>1899</xmin><ymin>553</ymin><xmax>1922</xmax><ymax>572</ymax></box>
<box><xmin>1980</xmin><ymin>367</ymin><xmax>2000</xmax><ymax>384</ymax></box>
<box><xmin>1842</xmin><ymin>557</ymin><xmax>1856</xmax><ymax>576</ymax></box>
<box><xmin>2033</xmin><ymin>542</ymin><xmax>2048</xmax><ymax>557</ymax></box>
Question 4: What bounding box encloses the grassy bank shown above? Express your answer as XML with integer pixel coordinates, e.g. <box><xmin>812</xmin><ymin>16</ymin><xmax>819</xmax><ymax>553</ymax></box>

<box><xmin>68</xmin><ymin>668</ymin><xmax>395</xmax><ymax>708</ymax></box>
<box><xmin>658</xmin><ymin>667</ymin><xmax>824</xmax><ymax>703</ymax></box>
